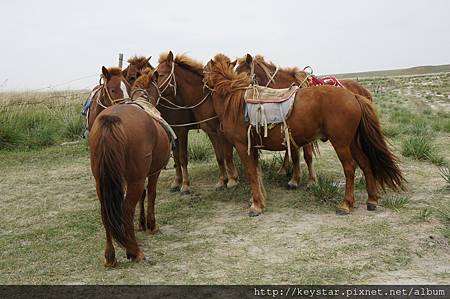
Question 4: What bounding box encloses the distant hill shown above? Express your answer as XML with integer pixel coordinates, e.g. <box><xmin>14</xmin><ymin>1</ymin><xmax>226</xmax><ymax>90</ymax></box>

<box><xmin>334</xmin><ymin>64</ymin><xmax>450</xmax><ymax>79</ymax></box>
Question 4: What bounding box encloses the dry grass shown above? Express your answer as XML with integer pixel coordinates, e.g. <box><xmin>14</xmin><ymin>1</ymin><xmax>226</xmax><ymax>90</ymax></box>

<box><xmin>1</xmin><ymin>74</ymin><xmax>450</xmax><ymax>284</ymax></box>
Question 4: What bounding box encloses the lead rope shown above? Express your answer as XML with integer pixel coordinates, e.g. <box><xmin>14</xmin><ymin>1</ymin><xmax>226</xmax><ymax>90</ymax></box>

<box><xmin>265</xmin><ymin>66</ymin><xmax>279</xmax><ymax>87</ymax></box>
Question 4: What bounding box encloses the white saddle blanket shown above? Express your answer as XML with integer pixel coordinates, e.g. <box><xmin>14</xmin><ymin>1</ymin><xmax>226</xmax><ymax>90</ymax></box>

<box><xmin>244</xmin><ymin>86</ymin><xmax>297</xmax><ymax>127</ymax></box>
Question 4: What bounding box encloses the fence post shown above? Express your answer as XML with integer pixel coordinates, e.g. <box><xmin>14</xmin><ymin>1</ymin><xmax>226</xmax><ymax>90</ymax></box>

<box><xmin>118</xmin><ymin>53</ymin><xmax>124</xmax><ymax>68</ymax></box>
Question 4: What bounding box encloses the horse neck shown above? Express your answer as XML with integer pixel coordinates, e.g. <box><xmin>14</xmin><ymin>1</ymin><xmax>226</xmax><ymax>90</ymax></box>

<box><xmin>174</xmin><ymin>66</ymin><xmax>204</xmax><ymax>100</ymax></box>
<box><xmin>255</xmin><ymin>62</ymin><xmax>295</xmax><ymax>88</ymax></box>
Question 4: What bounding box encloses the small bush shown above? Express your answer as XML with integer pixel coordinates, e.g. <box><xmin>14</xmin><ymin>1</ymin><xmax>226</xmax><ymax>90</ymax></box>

<box><xmin>439</xmin><ymin>166</ymin><xmax>450</xmax><ymax>189</ymax></box>
<box><xmin>310</xmin><ymin>176</ymin><xmax>342</xmax><ymax>204</ymax></box>
<box><xmin>417</xmin><ymin>208</ymin><xmax>433</xmax><ymax>222</ymax></box>
<box><xmin>380</xmin><ymin>195</ymin><xmax>409</xmax><ymax>211</ymax></box>
<box><xmin>401</xmin><ymin>136</ymin><xmax>444</xmax><ymax>165</ymax></box>
<box><xmin>187</xmin><ymin>131</ymin><xmax>214</xmax><ymax>162</ymax></box>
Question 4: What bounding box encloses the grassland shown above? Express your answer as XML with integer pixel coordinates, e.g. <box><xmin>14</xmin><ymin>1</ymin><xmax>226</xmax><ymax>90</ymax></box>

<box><xmin>0</xmin><ymin>73</ymin><xmax>449</xmax><ymax>284</ymax></box>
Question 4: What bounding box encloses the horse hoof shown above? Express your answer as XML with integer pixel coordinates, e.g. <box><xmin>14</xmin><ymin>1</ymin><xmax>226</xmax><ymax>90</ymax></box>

<box><xmin>104</xmin><ymin>258</ymin><xmax>117</xmax><ymax>268</ymax></box>
<box><xmin>132</xmin><ymin>252</ymin><xmax>145</xmax><ymax>263</ymax></box>
<box><xmin>336</xmin><ymin>207</ymin><xmax>350</xmax><ymax>215</ymax></box>
<box><xmin>306</xmin><ymin>179</ymin><xmax>317</xmax><ymax>188</ymax></box>
<box><xmin>148</xmin><ymin>226</ymin><xmax>159</xmax><ymax>235</ymax></box>
<box><xmin>287</xmin><ymin>182</ymin><xmax>299</xmax><ymax>190</ymax></box>
<box><xmin>180</xmin><ymin>189</ymin><xmax>190</xmax><ymax>195</ymax></box>
<box><xmin>367</xmin><ymin>202</ymin><xmax>377</xmax><ymax>211</ymax></box>
<box><xmin>215</xmin><ymin>181</ymin><xmax>226</xmax><ymax>190</ymax></box>
<box><xmin>248</xmin><ymin>206</ymin><xmax>262</xmax><ymax>217</ymax></box>
<box><xmin>226</xmin><ymin>179</ymin><xmax>238</xmax><ymax>189</ymax></box>
<box><xmin>169</xmin><ymin>186</ymin><xmax>181</xmax><ymax>192</ymax></box>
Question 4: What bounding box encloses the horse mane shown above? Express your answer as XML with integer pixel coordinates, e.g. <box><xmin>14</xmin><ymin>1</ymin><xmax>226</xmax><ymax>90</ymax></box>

<box><xmin>132</xmin><ymin>67</ymin><xmax>155</xmax><ymax>90</ymax></box>
<box><xmin>210</xmin><ymin>54</ymin><xmax>251</xmax><ymax>122</ymax></box>
<box><xmin>158</xmin><ymin>52</ymin><xmax>204</xmax><ymax>77</ymax></box>
<box><xmin>107</xmin><ymin>67</ymin><xmax>124</xmax><ymax>76</ymax></box>
<box><xmin>127</xmin><ymin>55</ymin><xmax>153</xmax><ymax>69</ymax></box>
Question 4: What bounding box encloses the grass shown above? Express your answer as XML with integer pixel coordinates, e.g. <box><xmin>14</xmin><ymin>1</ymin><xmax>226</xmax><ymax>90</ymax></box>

<box><xmin>380</xmin><ymin>195</ymin><xmax>409</xmax><ymax>211</ymax></box>
<box><xmin>187</xmin><ymin>131</ymin><xmax>214</xmax><ymax>162</ymax></box>
<box><xmin>310</xmin><ymin>176</ymin><xmax>342</xmax><ymax>205</ymax></box>
<box><xmin>401</xmin><ymin>136</ymin><xmax>445</xmax><ymax>165</ymax></box>
<box><xmin>439</xmin><ymin>166</ymin><xmax>450</xmax><ymax>189</ymax></box>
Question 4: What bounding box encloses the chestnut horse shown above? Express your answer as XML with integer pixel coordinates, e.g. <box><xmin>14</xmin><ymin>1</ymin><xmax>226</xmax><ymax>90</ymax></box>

<box><xmin>205</xmin><ymin>54</ymin><xmax>405</xmax><ymax>217</ymax></box>
<box><xmin>155</xmin><ymin>51</ymin><xmax>238</xmax><ymax>192</ymax></box>
<box><xmin>88</xmin><ymin>66</ymin><xmax>170</xmax><ymax>266</ymax></box>
<box><xmin>122</xmin><ymin>55</ymin><xmax>153</xmax><ymax>87</ymax></box>
<box><xmin>236</xmin><ymin>54</ymin><xmax>374</xmax><ymax>184</ymax></box>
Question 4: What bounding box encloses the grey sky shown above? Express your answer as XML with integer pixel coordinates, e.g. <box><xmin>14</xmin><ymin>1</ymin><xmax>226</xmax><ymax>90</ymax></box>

<box><xmin>1</xmin><ymin>0</ymin><xmax>449</xmax><ymax>90</ymax></box>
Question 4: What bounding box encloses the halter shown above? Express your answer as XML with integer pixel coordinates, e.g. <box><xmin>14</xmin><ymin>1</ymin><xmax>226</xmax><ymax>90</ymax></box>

<box><xmin>130</xmin><ymin>80</ymin><xmax>162</xmax><ymax>106</ymax></box>
<box><xmin>97</xmin><ymin>75</ymin><xmax>130</xmax><ymax>109</ymax></box>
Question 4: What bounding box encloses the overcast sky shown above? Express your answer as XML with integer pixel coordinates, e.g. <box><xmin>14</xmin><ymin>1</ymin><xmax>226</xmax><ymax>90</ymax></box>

<box><xmin>1</xmin><ymin>0</ymin><xmax>449</xmax><ymax>90</ymax></box>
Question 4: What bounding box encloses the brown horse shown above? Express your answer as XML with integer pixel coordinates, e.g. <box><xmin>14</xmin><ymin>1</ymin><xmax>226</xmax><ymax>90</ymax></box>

<box><xmin>122</xmin><ymin>55</ymin><xmax>153</xmax><ymax>87</ymax></box>
<box><xmin>88</xmin><ymin>66</ymin><xmax>170</xmax><ymax>266</ymax></box>
<box><xmin>205</xmin><ymin>54</ymin><xmax>406</xmax><ymax>217</ymax></box>
<box><xmin>155</xmin><ymin>51</ymin><xmax>238</xmax><ymax>192</ymax></box>
<box><xmin>236</xmin><ymin>54</ymin><xmax>318</xmax><ymax>188</ymax></box>
<box><xmin>236</xmin><ymin>54</ymin><xmax>375</xmax><ymax>182</ymax></box>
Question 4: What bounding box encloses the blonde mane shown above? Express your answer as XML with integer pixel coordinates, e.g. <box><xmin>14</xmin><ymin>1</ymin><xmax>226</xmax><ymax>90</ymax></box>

<box><xmin>127</xmin><ymin>56</ymin><xmax>153</xmax><ymax>70</ymax></box>
<box><xmin>210</xmin><ymin>54</ymin><xmax>251</xmax><ymax>122</ymax></box>
<box><xmin>158</xmin><ymin>52</ymin><xmax>204</xmax><ymax>76</ymax></box>
<box><xmin>107</xmin><ymin>67</ymin><xmax>124</xmax><ymax>77</ymax></box>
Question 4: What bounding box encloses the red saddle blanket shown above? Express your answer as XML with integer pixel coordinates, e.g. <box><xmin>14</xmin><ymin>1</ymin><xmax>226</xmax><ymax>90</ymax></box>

<box><xmin>309</xmin><ymin>75</ymin><xmax>344</xmax><ymax>88</ymax></box>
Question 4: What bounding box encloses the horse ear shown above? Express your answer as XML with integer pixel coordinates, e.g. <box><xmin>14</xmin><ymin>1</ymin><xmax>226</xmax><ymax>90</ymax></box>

<box><xmin>245</xmin><ymin>54</ymin><xmax>253</xmax><ymax>65</ymax></box>
<box><xmin>230</xmin><ymin>59</ymin><xmax>237</xmax><ymax>68</ymax></box>
<box><xmin>151</xmin><ymin>70</ymin><xmax>159</xmax><ymax>82</ymax></box>
<box><xmin>167</xmin><ymin>51</ymin><xmax>174</xmax><ymax>63</ymax></box>
<box><xmin>102</xmin><ymin>66</ymin><xmax>111</xmax><ymax>79</ymax></box>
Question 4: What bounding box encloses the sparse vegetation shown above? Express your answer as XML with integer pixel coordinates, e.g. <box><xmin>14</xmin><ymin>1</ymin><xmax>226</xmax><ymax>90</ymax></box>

<box><xmin>1</xmin><ymin>72</ymin><xmax>450</xmax><ymax>284</ymax></box>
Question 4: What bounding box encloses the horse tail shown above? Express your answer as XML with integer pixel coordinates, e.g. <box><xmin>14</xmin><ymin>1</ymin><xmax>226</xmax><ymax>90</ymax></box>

<box><xmin>94</xmin><ymin>114</ymin><xmax>130</xmax><ymax>247</ymax></box>
<box><xmin>354</xmin><ymin>95</ymin><xmax>407</xmax><ymax>191</ymax></box>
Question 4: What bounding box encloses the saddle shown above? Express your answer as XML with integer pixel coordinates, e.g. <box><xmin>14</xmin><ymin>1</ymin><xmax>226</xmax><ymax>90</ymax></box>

<box><xmin>244</xmin><ymin>85</ymin><xmax>299</xmax><ymax>159</ymax></box>
<box><xmin>127</xmin><ymin>98</ymin><xmax>177</xmax><ymax>149</ymax></box>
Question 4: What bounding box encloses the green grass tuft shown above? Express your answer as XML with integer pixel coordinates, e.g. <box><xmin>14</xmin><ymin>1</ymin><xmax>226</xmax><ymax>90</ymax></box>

<box><xmin>380</xmin><ymin>195</ymin><xmax>409</xmax><ymax>211</ymax></box>
<box><xmin>439</xmin><ymin>166</ymin><xmax>450</xmax><ymax>189</ymax></box>
<box><xmin>310</xmin><ymin>176</ymin><xmax>342</xmax><ymax>204</ymax></box>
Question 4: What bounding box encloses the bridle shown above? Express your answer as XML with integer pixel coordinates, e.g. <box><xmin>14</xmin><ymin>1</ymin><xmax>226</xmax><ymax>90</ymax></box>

<box><xmin>156</xmin><ymin>60</ymin><xmax>213</xmax><ymax>111</ymax></box>
<box><xmin>96</xmin><ymin>75</ymin><xmax>130</xmax><ymax>109</ymax></box>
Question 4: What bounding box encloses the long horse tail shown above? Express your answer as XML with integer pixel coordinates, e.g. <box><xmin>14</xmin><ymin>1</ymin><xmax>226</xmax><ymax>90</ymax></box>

<box><xmin>94</xmin><ymin>114</ymin><xmax>130</xmax><ymax>247</ymax></box>
<box><xmin>354</xmin><ymin>95</ymin><xmax>407</xmax><ymax>191</ymax></box>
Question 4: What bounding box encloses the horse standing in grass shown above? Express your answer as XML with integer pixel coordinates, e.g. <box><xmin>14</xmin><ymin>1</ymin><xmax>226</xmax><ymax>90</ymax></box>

<box><xmin>155</xmin><ymin>51</ymin><xmax>238</xmax><ymax>192</ymax></box>
<box><xmin>88</xmin><ymin>66</ymin><xmax>170</xmax><ymax>266</ymax></box>
<box><xmin>205</xmin><ymin>54</ymin><xmax>405</xmax><ymax>216</ymax></box>
<box><xmin>236</xmin><ymin>54</ymin><xmax>374</xmax><ymax>183</ymax></box>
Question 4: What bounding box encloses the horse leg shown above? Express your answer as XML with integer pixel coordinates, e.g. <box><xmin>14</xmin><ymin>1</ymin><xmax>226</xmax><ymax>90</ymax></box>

<box><xmin>277</xmin><ymin>151</ymin><xmax>290</xmax><ymax>176</ymax></box>
<box><xmin>350</xmin><ymin>141</ymin><xmax>379</xmax><ymax>211</ymax></box>
<box><xmin>287</xmin><ymin>147</ymin><xmax>301</xmax><ymax>189</ymax></box>
<box><xmin>170</xmin><ymin>137</ymin><xmax>182</xmax><ymax>192</ymax></box>
<box><xmin>332</xmin><ymin>145</ymin><xmax>356</xmax><ymax>215</ymax></box>
<box><xmin>205</xmin><ymin>132</ymin><xmax>228</xmax><ymax>189</ymax></box>
<box><xmin>234</xmin><ymin>143</ymin><xmax>265</xmax><ymax>216</ymax></box>
<box><xmin>124</xmin><ymin>181</ymin><xmax>145</xmax><ymax>262</ymax></box>
<box><xmin>303</xmin><ymin>144</ymin><xmax>317</xmax><ymax>187</ymax></box>
<box><xmin>138</xmin><ymin>189</ymin><xmax>147</xmax><ymax>231</ymax></box>
<box><xmin>222</xmin><ymin>138</ymin><xmax>239</xmax><ymax>188</ymax></box>
<box><xmin>178</xmin><ymin>128</ymin><xmax>190</xmax><ymax>194</ymax></box>
<box><xmin>103</xmin><ymin>228</ymin><xmax>117</xmax><ymax>267</ymax></box>
<box><xmin>146</xmin><ymin>172</ymin><xmax>161</xmax><ymax>234</ymax></box>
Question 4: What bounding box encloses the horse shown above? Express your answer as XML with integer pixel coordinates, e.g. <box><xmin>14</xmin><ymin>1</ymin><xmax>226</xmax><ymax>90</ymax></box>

<box><xmin>204</xmin><ymin>54</ymin><xmax>406</xmax><ymax>217</ymax></box>
<box><xmin>236</xmin><ymin>54</ymin><xmax>375</xmax><ymax>183</ymax></box>
<box><xmin>122</xmin><ymin>55</ymin><xmax>153</xmax><ymax>87</ymax></box>
<box><xmin>155</xmin><ymin>51</ymin><xmax>238</xmax><ymax>193</ymax></box>
<box><xmin>88</xmin><ymin>66</ymin><xmax>170</xmax><ymax>267</ymax></box>
<box><xmin>235</xmin><ymin>55</ymin><xmax>318</xmax><ymax>188</ymax></box>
